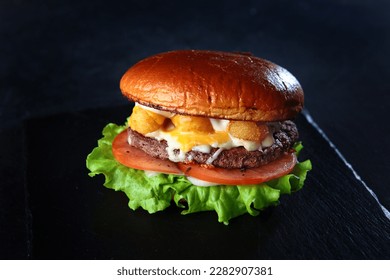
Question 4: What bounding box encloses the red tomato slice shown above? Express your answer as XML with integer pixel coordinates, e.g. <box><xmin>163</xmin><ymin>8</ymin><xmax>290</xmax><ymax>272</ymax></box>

<box><xmin>177</xmin><ymin>153</ymin><xmax>297</xmax><ymax>185</ymax></box>
<box><xmin>112</xmin><ymin>130</ymin><xmax>182</xmax><ymax>174</ymax></box>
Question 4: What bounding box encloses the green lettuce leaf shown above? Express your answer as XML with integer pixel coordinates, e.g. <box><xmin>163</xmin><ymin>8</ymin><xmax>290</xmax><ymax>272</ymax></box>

<box><xmin>86</xmin><ymin>123</ymin><xmax>312</xmax><ymax>225</ymax></box>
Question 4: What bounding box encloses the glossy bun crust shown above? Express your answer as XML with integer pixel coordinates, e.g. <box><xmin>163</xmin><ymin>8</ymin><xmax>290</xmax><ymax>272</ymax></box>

<box><xmin>120</xmin><ymin>50</ymin><xmax>304</xmax><ymax>121</ymax></box>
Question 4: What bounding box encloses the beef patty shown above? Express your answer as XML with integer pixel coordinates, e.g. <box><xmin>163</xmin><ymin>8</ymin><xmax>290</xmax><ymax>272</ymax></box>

<box><xmin>127</xmin><ymin>120</ymin><xmax>298</xmax><ymax>169</ymax></box>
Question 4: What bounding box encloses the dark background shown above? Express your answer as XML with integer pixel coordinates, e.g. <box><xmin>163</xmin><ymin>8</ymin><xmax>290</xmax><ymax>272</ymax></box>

<box><xmin>1</xmin><ymin>0</ymin><xmax>389</xmax><ymax>259</ymax></box>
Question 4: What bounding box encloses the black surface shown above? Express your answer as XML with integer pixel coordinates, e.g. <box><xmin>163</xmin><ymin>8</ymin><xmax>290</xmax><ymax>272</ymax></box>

<box><xmin>1</xmin><ymin>0</ymin><xmax>390</xmax><ymax>259</ymax></box>
<box><xmin>23</xmin><ymin>106</ymin><xmax>389</xmax><ymax>259</ymax></box>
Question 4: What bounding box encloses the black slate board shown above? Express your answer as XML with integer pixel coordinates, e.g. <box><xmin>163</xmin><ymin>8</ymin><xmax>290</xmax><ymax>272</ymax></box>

<box><xmin>24</xmin><ymin>105</ymin><xmax>390</xmax><ymax>259</ymax></box>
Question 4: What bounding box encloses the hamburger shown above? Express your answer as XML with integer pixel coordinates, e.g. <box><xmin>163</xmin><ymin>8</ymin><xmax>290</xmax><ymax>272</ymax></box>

<box><xmin>86</xmin><ymin>50</ymin><xmax>312</xmax><ymax>224</ymax></box>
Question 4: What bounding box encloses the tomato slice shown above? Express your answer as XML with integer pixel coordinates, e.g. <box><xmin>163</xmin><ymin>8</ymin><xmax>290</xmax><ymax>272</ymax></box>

<box><xmin>177</xmin><ymin>153</ymin><xmax>297</xmax><ymax>185</ymax></box>
<box><xmin>112</xmin><ymin>130</ymin><xmax>182</xmax><ymax>174</ymax></box>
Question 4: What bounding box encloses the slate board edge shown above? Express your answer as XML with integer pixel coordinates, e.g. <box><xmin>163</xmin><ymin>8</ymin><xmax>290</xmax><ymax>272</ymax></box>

<box><xmin>302</xmin><ymin>109</ymin><xmax>390</xmax><ymax>220</ymax></box>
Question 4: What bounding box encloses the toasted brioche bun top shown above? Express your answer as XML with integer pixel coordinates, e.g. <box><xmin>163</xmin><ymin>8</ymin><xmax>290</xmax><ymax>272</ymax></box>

<box><xmin>120</xmin><ymin>50</ymin><xmax>304</xmax><ymax>121</ymax></box>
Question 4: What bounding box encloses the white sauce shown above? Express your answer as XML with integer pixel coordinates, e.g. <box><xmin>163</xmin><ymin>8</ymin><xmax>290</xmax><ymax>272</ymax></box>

<box><xmin>127</xmin><ymin>134</ymin><xmax>132</xmax><ymax>145</ymax></box>
<box><xmin>186</xmin><ymin>176</ymin><xmax>220</xmax><ymax>187</ymax></box>
<box><xmin>136</xmin><ymin>102</ymin><xmax>176</xmax><ymax>118</ymax></box>
<box><xmin>144</xmin><ymin>170</ymin><xmax>160</xmax><ymax>177</ymax></box>
<box><xmin>142</xmin><ymin>169</ymin><xmax>217</xmax><ymax>186</ymax></box>
<box><xmin>192</xmin><ymin>145</ymin><xmax>211</xmax><ymax>153</ymax></box>
<box><xmin>187</xmin><ymin>154</ymin><xmax>193</xmax><ymax>161</ymax></box>
<box><xmin>228</xmin><ymin>134</ymin><xmax>261</xmax><ymax>151</ymax></box>
<box><xmin>146</xmin><ymin>130</ymin><xmax>187</xmax><ymax>162</ymax></box>
<box><xmin>166</xmin><ymin>147</ymin><xmax>186</xmax><ymax>162</ymax></box>
<box><xmin>206</xmin><ymin>148</ymin><xmax>224</xmax><ymax>165</ymax></box>
<box><xmin>210</xmin><ymin>118</ymin><xmax>230</xmax><ymax>131</ymax></box>
<box><xmin>261</xmin><ymin>134</ymin><xmax>274</xmax><ymax>148</ymax></box>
